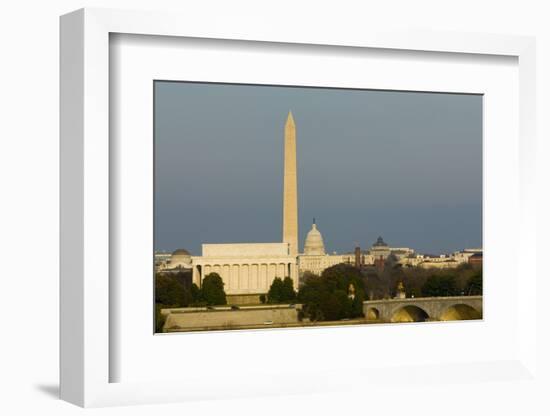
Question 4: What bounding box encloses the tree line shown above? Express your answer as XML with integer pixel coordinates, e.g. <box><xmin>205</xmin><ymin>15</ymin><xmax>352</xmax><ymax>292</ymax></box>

<box><xmin>155</xmin><ymin>262</ymin><xmax>482</xmax><ymax>331</ymax></box>
<box><xmin>258</xmin><ymin>264</ymin><xmax>365</xmax><ymax>322</ymax></box>
<box><xmin>364</xmin><ymin>263</ymin><xmax>482</xmax><ymax>300</ymax></box>
<box><xmin>297</xmin><ymin>264</ymin><xmax>365</xmax><ymax>322</ymax></box>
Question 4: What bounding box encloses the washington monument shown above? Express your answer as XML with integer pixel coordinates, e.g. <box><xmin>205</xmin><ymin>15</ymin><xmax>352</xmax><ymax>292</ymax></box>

<box><xmin>283</xmin><ymin>111</ymin><xmax>299</xmax><ymax>256</ymax></box>
<box><xmin>188</xmin><ymin>110</ymin><xmax>383</xmax><ymax>298</ymax></box>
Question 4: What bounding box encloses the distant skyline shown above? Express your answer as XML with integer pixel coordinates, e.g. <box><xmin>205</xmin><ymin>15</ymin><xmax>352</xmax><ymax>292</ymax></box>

<box><xmin>154</xmin><ymin>81</ymin><xmax>482</xmax><ymax>255</ymax></box>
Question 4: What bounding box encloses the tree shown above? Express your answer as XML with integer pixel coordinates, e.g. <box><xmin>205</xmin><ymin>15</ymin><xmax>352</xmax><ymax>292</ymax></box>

<box><xmin>201</xmin><ymin>273</ymin><xmax>227</xmax><ymax>305</ymax></box>
<box><xmin>155</xmin><ymin>273</ymin><xmax>200</xmax><ymax>333</ymax></box>
<box><xmin>190</xmin><ymin>283</ymin><xmax>201</xmax><ymax>303</ymax></box>
<box><xmin>266</xmin><ymin>277</ymin><xmax>296</xmax><ymax>303</ymax></box>
<box><xmin>300</xmin><ymin>271</ymin><xmax>318</xmax><ymax>287</ymax></box>
<box><xmin>401</xmin><ymin>272</ymin><xmax>426</xmax><ymax>299</ymax></box>
<box><xmin>173</xmin><ymin>270</ymin><xmax>193</xmax><ymax>289</ymax></box>
<box><xmin>322</xmin><ymin>264</ymin><xmax>365</xmax><ymax>317</ymax></box>
<box><xmin>298</xmin><ymin>264</ymin><xmax>366</xmax><ymax>321</ymax></box>
<box><xmin>297</xmin><ymin>273</ymin><xmax>325</xmax><ymax>321</ymax></box>
<box><xmin>281</xmin><ymin>277</ymin><xmax>297</xmax><ymax>302</ymax></box>
<box><xmin>155</xmin><ymin>273</ymin><xmax>193</xmax><ymax>306</ymax></box>
<box><xmin>466</xmin><ymin>272</ymin><xmax>482</xmax><ymax>295</ymax></box>
<box><xmin>322</xmin><ymin>291</ymin><xmax>347</xmax><ymax>321</ymax></box>
<box><xmin>421</xmin><ymin>274</ymin><xmax>459</xmax><ymax>297</ymax></box>
<box><xmin>364</xmin><ymin>271</ymin><xmax>388</xmax><ymax>300</ymax></box>
<box><xmin>267</xmin><ymin>277</ymin><xmax>284</xmax><ymax>303</ymax></box>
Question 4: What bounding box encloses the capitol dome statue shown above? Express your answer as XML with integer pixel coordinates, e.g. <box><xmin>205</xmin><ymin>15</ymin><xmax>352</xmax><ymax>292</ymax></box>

<box><xmin>303</xmin><ymin>219</ymin><xmax>326</xmax><ymax>256</ymax></box>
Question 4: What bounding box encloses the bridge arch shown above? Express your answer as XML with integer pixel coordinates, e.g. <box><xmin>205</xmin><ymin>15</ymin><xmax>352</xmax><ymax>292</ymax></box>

<box><xmin>439</xmin><ymin>304</ymin><xmax>481</xmax><ymax>321</ymax></box>
<box><xmin>391</xmin><ymin>305</ymin><xmax>429</xmax><ymax>323</ymax></box>
<box><xmin>366</xmin><ymin>307</ymin><xmax>380</xmax><ymax>321</ymax></box>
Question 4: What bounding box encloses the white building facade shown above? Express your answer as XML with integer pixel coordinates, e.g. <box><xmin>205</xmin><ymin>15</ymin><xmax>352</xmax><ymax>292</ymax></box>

<box><xmin>297</xmin><ymin>221</ymin><xmax>354</xmax><ymax>277</ymax></box>
<box><xmin>191</xmin><ymin>243</ymin><xmax>298</xmax><ymax>294</ymax></box>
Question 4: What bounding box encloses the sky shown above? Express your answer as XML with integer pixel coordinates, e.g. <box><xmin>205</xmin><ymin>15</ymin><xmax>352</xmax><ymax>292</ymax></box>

<box><xmin>154</xmin><ymin>81</ymin><xmax>482</xmax><ymax>256</ymax></box>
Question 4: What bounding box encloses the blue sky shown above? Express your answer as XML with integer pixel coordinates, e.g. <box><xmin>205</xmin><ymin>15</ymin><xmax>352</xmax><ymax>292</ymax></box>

<box><xmin>154</xmin><ymin>81</ymin><xmax>482</xmax><ymax>255</ymax></box>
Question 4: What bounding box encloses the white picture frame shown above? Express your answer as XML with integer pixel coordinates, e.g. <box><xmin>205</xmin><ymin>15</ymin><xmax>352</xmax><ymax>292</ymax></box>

<box><xmin>60</xmin><ymin>7</ymin><xmax>539</xmax><ymax>408</ymax></box>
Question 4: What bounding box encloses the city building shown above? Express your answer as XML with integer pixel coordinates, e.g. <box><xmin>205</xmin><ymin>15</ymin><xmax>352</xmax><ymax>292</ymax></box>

<box><xmin>191</xmin><ymin>243</ymin><xmax>297</xmax><ymax>304</ymax></box>
<box><xmin>159</xmin><ymin>111</ymin><xmax>481</xmax><ymax>303</ymax></box>
<box><xmin>362</xmin><ymin>236</ymin><xmax>414</xmax><ymax>271</ymax></box>
<box><xmin>397</xmin><ymin>248</ymin><xmax>483</xmax><ymax>269</ymax></box>
<box><xmin>369</xmin><ymin>236</ymin><xmax>392</xmax><ymax>260</ymax></box>
<box><xmin>298</xmin><ymin>220</ymin><xmax>354</xmax><ymax>278</ymax></box>
<box><xmin>154</xmin><ymin>251</ymin><xmax>172</xmax><ymax>270</ymax></box>
<box><xmin>156</xmin><ymin>248</ymin><xmax>193</xmax><ymax>272</ymax></box>
<box><xmin>468</xmin><ymin>252</ymin><xmax>483</xmax><ymax>268</ymax></box>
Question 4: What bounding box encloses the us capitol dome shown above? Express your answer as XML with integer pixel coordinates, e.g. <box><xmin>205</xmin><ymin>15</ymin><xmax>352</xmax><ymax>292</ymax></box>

<box><xmin>303</xmin><ymin>219</ymin><xmax>326</xmax><ymax>255</ymax></box>
<box><xmin>298</xmin><ymin>219</ymin><xmax>355</xmax><ymax>279</ymax></box>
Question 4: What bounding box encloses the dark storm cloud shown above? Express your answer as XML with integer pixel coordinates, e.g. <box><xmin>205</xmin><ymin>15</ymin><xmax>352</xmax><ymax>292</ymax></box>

<box><xmin>154</xmin><ymin>82</ymin><xmax>482</xmax><ymax>255</ymax></box>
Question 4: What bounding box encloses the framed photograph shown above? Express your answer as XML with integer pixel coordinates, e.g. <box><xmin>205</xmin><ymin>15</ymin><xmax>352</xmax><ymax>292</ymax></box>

<box><xmin>60</xmin><ymin>7</ymin><xmax>539</xmax><ymax>408</ymax></box>
<box><xmin>153</xmin><ymin>80</ymin><xmax>483</xmax><ymax>334</ymax></box>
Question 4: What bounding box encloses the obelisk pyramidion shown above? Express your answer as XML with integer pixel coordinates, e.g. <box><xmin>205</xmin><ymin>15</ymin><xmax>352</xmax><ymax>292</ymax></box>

<box><xmin>283</xmin><ymin>111</ymin><xmax>299</xmax><ymax>256</ymax></box>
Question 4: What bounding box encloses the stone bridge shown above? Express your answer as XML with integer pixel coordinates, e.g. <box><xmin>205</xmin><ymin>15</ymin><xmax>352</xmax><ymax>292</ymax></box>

<box><xmin>363</xmin><ymin>296</ymin><xmax>482</xmax><ymax>323</ymax></box>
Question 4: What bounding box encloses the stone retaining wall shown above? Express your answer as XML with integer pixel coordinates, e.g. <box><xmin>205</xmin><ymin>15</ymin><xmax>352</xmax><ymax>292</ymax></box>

<box><xmin>163</xmin><ymin>306</ymin><xmax>300</xmax><ymax>332</ymax></box>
